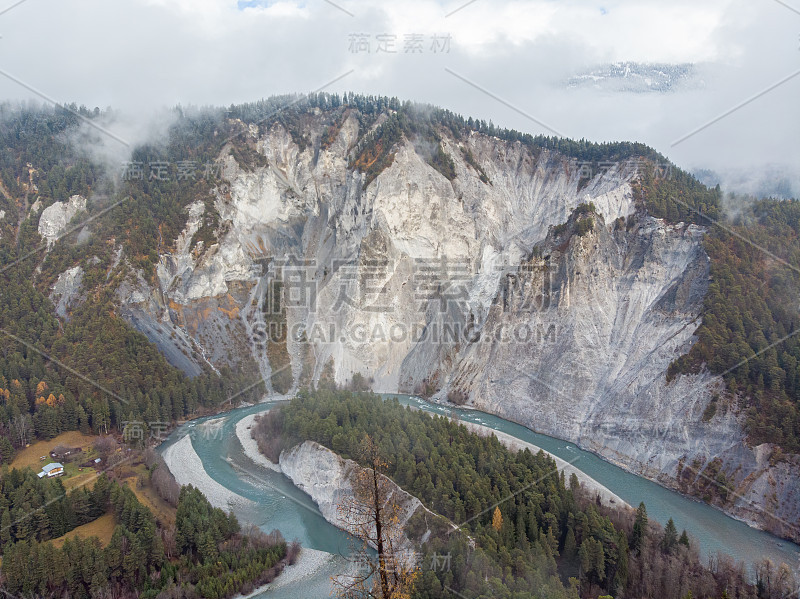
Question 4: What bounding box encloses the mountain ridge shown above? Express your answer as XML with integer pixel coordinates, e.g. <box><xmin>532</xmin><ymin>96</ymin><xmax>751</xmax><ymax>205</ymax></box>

<box><xmin>1</xmin><ymin>95</ymin><xmax>798</xmax><ymax>542</ymax></box>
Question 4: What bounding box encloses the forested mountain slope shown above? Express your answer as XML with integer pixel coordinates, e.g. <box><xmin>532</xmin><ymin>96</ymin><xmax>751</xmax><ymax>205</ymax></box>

<box><xmin>257</xmin><ymin>390</ymin><xmax>767</xmax><ymax>599</ymax></box>
<box><xmin>0</xmin><ymin>95</ymin><xmax>798</xmax><ymax>541</ymax></box>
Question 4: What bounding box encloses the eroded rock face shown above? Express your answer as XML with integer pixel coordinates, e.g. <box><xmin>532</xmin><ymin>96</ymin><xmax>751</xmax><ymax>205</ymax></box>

<box><xmin>431</xmin><ymin>217</ymin><xmax>721</xmax><ymax>470</ymax></box>
<box><xmin>115</xmin><ymin>115</ymin><xmax>800</xmax><ymax>540</ymax></box>
<box><xmin>38</xmin><ymin>195</ymin><xmax>86</xmax><ymax>246</ymax></box>
<box><xmin>50</xmin><ymin>266</ymin><xmax>84</xmax><ymax>318</ymax></box>
<box><xmin>279</xmin><ymin>440</ymin><xmax>424</xmax><ymax>552</ymax></box>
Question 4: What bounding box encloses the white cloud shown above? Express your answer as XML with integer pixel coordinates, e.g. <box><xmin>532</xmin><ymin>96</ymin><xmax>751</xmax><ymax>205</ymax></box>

<box><xmin>0</xmin><ymin>0</ymin><xmax>797</xmax><ymax>195</ymax></box>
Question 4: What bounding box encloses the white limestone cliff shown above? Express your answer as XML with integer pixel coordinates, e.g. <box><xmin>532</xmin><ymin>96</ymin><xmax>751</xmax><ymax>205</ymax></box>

<box><xmin>38</xmin><ymin>195</ymin><xmax>86</xmax><ymax>246</ymax></box>
<box><xmin>279</xmin><ymin>440</ymin><xmax>426</xmax><ymax>552</ymax></box>
<box><xmin>115</xmin><ymin>113</ymin><xmax>800</xmax><ymax>541</ymax></box>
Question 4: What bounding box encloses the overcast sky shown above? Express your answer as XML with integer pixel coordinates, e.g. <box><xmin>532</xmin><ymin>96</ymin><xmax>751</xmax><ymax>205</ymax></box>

<box><xmin>1</xmin><ymin>0</ymin><xmax>799</xmax><ymax>194</ymax></box>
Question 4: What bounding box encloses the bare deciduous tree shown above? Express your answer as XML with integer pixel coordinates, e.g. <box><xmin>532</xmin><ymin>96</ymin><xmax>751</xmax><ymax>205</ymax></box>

<box><xmin>11</xmin><ymin>414</ymin><xmax>31</xmax><ymax>448</ymax></box>
<box><xmin>94</xmin><ymin>435</ymin><xmax>119</xmax><ymax>458</ymax></box>
<box><xmin>333</xmin><ymin>435</ymin><xmax>418</xmax><ymax>599</ymax></box>
<box><xmin>755</xmin><ymin>558</ymin><xmax>797</xmax><ymax>599</ymax></box>
<box><xmin>151</xmin><ymin>464</ymin><xmax>181</xmax><ymax>506</ymax></box>
<box><xmin>161</xmin><ymin>525</ymin><xmax>177</xmax><ymax>559</ymax></box>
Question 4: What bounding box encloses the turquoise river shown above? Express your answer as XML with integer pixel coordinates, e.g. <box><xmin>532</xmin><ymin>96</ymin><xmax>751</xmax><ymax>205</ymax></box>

<box><xmin>158</xmin><ymin>394</ymin><xmax>800</xmax><ymax>597</ymax></box>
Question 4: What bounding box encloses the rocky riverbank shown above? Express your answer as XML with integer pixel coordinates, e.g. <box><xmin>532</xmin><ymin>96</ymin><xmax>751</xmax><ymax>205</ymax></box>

<box><xmin>236</xmin><ymin>412</ymin><xmax>281</xmax><ymax>473</ymax></box>
<box><xmin>162</xmin><ymin>434</ymin><xmax>252</xmax><ymax>509</ymax></box>
<box><xmin>238</xmin><ymin>547</ymin><xmax>335</xmax><ymax>599</ymax></box>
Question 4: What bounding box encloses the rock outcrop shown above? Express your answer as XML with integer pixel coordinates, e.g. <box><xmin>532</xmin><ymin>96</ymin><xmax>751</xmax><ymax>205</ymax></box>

<box><xmin>50</xmin><ymin>265</ymin><xmax>84</xmax><ymax>318</ymax></box>
<box><xmin>38</xmin><ymin>195</ymin><xmax>86</xmax><ymax>246</ymax></box>
<box><xmin>279</xmin><ymin>440</ymin><xmax>430</xmax><ymax>552</ymax></box>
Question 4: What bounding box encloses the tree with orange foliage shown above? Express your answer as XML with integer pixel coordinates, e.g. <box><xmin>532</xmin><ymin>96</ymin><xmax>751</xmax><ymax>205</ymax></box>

<box><xmin>333</xmin><ymin>435</ymin><xmax>418</xmax><ymax>599</ymax></box>
<box><xmin>492</xmin><ymin>506</ymin><xmax>503</xmax><ymax>532</ymax></box>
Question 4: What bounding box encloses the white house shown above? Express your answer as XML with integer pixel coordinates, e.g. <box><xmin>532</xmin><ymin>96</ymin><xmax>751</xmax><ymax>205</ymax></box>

<box><xmin>37</xmin><ymin>462</ymin><xmax>64</xmax><ymax>478</ymax></box>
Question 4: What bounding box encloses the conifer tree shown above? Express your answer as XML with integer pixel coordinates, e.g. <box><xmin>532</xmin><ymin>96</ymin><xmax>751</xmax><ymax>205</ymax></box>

<box><xmin>631</xmin><ymin>502</ymin><xmax>647</xmax><ymax>553</ymax></box>
<box><xmin>661</xmin><ymin>518</ymin><xmax>678</xmax><ymax>554</ymax></box>
<box><xmin>492</xmin><ymin>506</ymin><xmax>503</xmax><ymax>531</ymax></box>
